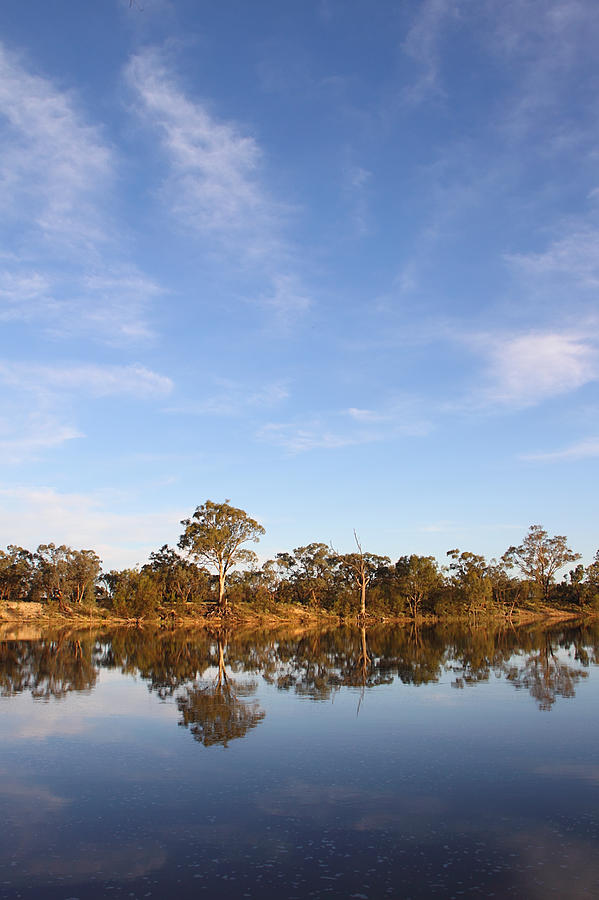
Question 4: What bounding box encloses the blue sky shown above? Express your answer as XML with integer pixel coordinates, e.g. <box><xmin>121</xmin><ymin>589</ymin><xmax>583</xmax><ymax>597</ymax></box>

<box><xmin>0</xmin><ymin>0</ymin><xmax>598</xmax><ymax>570</ymax></box>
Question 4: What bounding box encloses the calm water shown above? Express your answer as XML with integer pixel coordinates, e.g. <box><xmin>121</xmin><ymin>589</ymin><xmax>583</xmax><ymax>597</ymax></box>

<box><xmin>1</xmin><ymin>621</ymin><xmax>598</xmax><ymax>899</ymax></box>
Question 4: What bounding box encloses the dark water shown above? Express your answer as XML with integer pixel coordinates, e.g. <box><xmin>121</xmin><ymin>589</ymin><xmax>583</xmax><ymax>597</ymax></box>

<box><xmin>1</xmin><ymin>621</ymin><xmax>598</xmax><ymax>899</ymax></box>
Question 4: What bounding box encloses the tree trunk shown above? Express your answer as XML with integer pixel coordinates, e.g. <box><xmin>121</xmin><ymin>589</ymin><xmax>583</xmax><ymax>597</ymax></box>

<box><xmin>218</xmin><ymin>570</ymin><xmax>227</xmax><ymax>611</ymax></box>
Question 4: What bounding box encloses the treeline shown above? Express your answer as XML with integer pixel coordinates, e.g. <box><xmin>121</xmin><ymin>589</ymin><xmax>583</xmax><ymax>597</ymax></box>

<box><xmin>0</xmin><ymin>544</ymin><xmax>101</xmax><ymax>610</ymax></box>
<box><xmin>1</xmin><ymin>501</ymin><xmax>598</xmax><ymax>619</ymax></box>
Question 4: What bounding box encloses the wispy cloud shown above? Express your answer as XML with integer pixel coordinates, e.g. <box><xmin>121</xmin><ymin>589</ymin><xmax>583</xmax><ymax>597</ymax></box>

<box><xmin>0</xmin><ymin>42</ymin><xmax>160</xmax><ymax>342</ymax></box>
<box><xmin>507</xmin><ymin>227</ymin><xmax>599</xmax><ymax>291</ymax></box>
<box><xmin>0</xmin><ymin>416</ymin><xmax>82</xmax><ymax>465</ymax></box>
<box><xmin>165</xmin><ymin>378</ymin><xmax>288</xmax><ymax>417</ymax></box>
<box><xmin>523</xmin><ymin>436</ymin><xmax>599</xmax><ymax>462</ymax></box>
<box><xmin>0</xmin><ymin>271</ymin><xmax>52</xmax><ymax>321</ymax></box>
<box><xmin>417</xmin><ymin>521</ymin><xmax>456</xmax><ymax>534</ymax></box>
<box><xmin>0</xmin><ymin>43</ymin><xmax>111</xmax><ymax>249</ymax></box>
<box><xmin>125</xmin><ymin>46</ymin><xmax>311</xmax><ymax>326</ymax></box>
<box><xmin>258</xmin><ymin>421</ymin><xmax>377</xmax><ymax>453</ymax></box>
<box><xmin>472</xmin><ymin>331</ymin><xmax>599</xmax><ymax>408</ymax></box>
<box><xmin>402</xmin><ymin>0</ymin><xmax>599</xmax><ymax>143</ymax></box>
<box><xmin>488</xmin><ymin>0</ymin><xmax>599</xmax><ymax>144</ymax></box>
<box><xmin>259</xmin><ymin>274</ymin><xmax>312</xmax><ymax>326</ymax></box>
<box><xmin>339</xmin><ymin>161</ymin><xmax>373</xmax><ymax>236</ymax></box>
<box><xmin>0</xmin><ymin>485</ymin><xmax>184</xmax><ymax>569</ymax></box>
<box><xmin>0</xmin><ymin>266</ymin><xmax>162</xmax><ymax>343</ymax></box>
<box><xmin>0</xmin><ymin>361</ymin><xmax>173</xmax><ymax>398</ymax></box>
<box><xmin>401</xmin><ymin>0</ymin><xmax>460</xmax><ymax>104</ymax></box>
<box><xmin>259</xmin><ymin>400</ymin><xmax>432</xmax><ymax>453</ymax></box>
<box><xmin>347</xmin><ymin>407</ymin><xmax>387</xmax><ymax>424</ymax></box>
<box><xmin>347</xmin><ymin>402</ymin><xmax>432</xmax><ymax>436</ymax></box>
<box><xmin>126</xmin><ymin>47</ymin><xmax>277</xmax><ymax>250</ymax></box>
<box><xmin>0</xmin><ymin>361</ymin><xmax>173</xmax><ymax>464</ymax></box>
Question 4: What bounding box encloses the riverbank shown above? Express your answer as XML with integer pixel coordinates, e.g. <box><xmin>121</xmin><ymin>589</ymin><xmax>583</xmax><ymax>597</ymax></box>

<box><xmin>0</xmin><ymin>600</ymin><xmax>340</xmax><ymax>629</ymax></box>
<box><xmin>1</xmin><ymin>599</ymin><xmax>595</xmax><ymax>632</ymax></box>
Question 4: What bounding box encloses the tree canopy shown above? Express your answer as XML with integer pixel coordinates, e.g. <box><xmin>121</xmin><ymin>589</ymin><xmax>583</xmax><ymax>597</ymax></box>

<box><xmin>502</xmin><ymin>525</ymin><xmax>581</xmax><ymax>602</ymax></box>
<box><xmin>178</xmin><ymin>500</ymin><xmax>265</xmax><ymax>610</ymax></box>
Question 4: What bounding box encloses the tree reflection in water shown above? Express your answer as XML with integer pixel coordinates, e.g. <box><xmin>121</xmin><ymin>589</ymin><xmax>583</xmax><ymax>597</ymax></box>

<box><xmin>504</xmin><ymin>633</ymin><xmax>588</xmax><ymax>710</ymax></box>
<box><xmin>0</xmin><ymin>633</ymin><xmax>98</xmax><ymax>699</ymax></box>
<box><xmin>0</xmin><ymin>621</ymin><xmax>597</xmax><ymax>720</ymax></box>
<box><xmin>176</xmin><ymin>635</ymin><xmax>265</xmax><ymax>747</ymax></box>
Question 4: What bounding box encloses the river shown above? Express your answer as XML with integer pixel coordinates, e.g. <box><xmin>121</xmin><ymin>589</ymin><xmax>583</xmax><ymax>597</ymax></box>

<box><xmin>1</xmin><ymin>621</ymin><xmax>598</xmax><ymax>898</ymax></box>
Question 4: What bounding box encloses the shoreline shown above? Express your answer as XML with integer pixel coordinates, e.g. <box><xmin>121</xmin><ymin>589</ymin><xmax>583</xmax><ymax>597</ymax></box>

<box><xmin>1</xmin><ymin>600</ymin><xmax>596</xmax><ymax>634</ymax></box>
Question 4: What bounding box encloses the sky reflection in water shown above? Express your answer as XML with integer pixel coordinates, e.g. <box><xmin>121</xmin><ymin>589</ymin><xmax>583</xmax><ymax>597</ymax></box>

<box><xmin>1</xmin><ymin>622</ymin><xmax>598</xmax><ymax>899</ymax></box>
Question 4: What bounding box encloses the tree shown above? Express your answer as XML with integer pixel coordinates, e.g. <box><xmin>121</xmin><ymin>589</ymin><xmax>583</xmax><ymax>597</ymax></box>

<box><xmin>32</xmin><ymin>544</ymin><xmax>73</xmax><ymax>609</ymax></box>
<box><xmin>142</xmin><ymin>545</ymin><xmax>211</xmax><ymax>605</ymax></box>
<box><xmin>178</xmin><ymin>500</ymin><xmax>265</xmax><ymax>612</ymax></box>
<box><xmin>502</xmin><ymin>525</ymin><xmax>581</xmax><ymax>603</ymax></box>
<box><xmin>69</xmin><ymin>549</ymin><xmax>102</xmax><ymax>604</ymax></box>
<box><xmin>29</xmin><ymin>544</ymin><xmax>101</xmax><ymax>608</ymax></box>
<box><xmin>446</xmin><ymin>549</ymin><xmax>493</xmax><ymax>619</ymax></box>
<box><xmin>276</xmin><ymin>542</ymin><xmax>337</xmax><ymax>606</ymax></box>
<box><xmin>395</xmin><ymin>554</ymin><xmax>441</xmax><ymax>618</ymax></box>
<box><xmin>486</xmin><ymin>558</ymin><xmax>524</xmax><ymax>619</ymax></box>
<box><xmin>335</xmin><ymin>532</ymin><xmax>390</xmax><ymax>618</ymax></box>
<box><xmin>105</xmin><ymin>568</ymin><xmax>162</xmax><ymax>619</ymax></box>
<box><xmin>579</xmin><ymin>551</ymin><xmax>599</xmax><ymax>609</ymax></box>
<box><xmin>0</xmin><ymin>546</ymin><xmax>34</xmax><ymax>603</ymax></box>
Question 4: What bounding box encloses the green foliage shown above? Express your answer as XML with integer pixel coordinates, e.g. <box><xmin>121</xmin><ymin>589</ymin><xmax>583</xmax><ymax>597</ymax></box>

<box><xmin>395</xmin><ymin>554</ymin><xmax>442</xmax><ymax>618</ymax></box>
<box><xmin>446</xmin><ymin>549</ymin><xmax>494</xmax><ymax>619</ymax></box>
<box><xmin>274</xmin><ymin>543</ymin><xmax>338</xmax><ymax>607</ymax></box>
<box><xmin>333</xmin><ymin>548</ymin><xmax>391</xmax><ymax>616</ymax></box>
<box><xmin>502</xmin><ymin>525</ymin><xmax>581</xmax><ymax>603</ymax></box>
<box><xmin>179</xmin><ymin>500</ymin><xmax>265</xmax><ymax>609</ymax></box>
<box><xmin>0</xmin><ymin>543</ymin><xmax>101</xmax><ymax>607</ymax></box>
<box><xmin>106</xmin><ymin>569</ymin><xmax>162</xmax><ymax>619</ymax></box>
<box><xmin>0</xmin><ymin>546</ymin><xmax>34</xmax><ymax>603</ymax></box>
<box><xmin>0</xmin><ymin>519</ymin><xmax>593</xmax><ymax>621</ymax></box>
<box><xmin>142</xmin><ymin>545</ymin><xmax>212</xmax><ymax>604</ymax></box>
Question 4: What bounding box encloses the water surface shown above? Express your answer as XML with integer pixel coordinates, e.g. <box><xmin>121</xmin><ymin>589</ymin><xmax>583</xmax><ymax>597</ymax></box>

<box><xmin>1</xmin><ymin>621</ymin><xmax>598</xmax><ymax>898</ymax></box>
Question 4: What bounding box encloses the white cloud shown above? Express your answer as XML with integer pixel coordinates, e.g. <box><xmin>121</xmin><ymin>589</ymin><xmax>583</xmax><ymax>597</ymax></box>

<box><xmin>0</xmin><ymin>416</ymin><xmax>82</xmax><ymax>465</ymax></box>
<box><xmin>0</xmin><ymin>263</ymin><xmax>161</xmax><ymax>343</ymax></box>
<box><xmin>507</xmin><ymin>228</ymin><xmax>599</xmax><ymax>290</ymax></box>
<box><xmin>165</xmin><ymin>378</ymin><xmax>288</xmax><ymax>417</ymax></box>
<box><xmin>482</xmin><ymin>332</ymin><xmax>598</xmax><ymax>407</ymax></box>
<box><xmin>347</xmin><ymin>407</ymin><xmax>387</xmax><ymax>424</ymax></box>
<box><xmin>258</xmin><ymin>401</ymin><xmax>432</xmax><ymax>453</ymax></box>
<box><xmin>0</xmin><ymin>43</ymin><xmax>160</xmax><ymax>343</ymax></box>
<box><xmin>70</xmin><ymin>271</ymin><xmax>162</xmax><ymax>343</ymax></box>
<box><xmin>417</xmin><ymin>521</ymin><xmax>456</xmax><ymax>534</ymax></box>
<box><xmin>126</xmin><ymin>47</ymin><xmax>274</xmax><ymax>249</ymax></box>
<box><xmin>490</xmin><ymin>2</ymin><xmax>598</xmax><ymax>91</ymax></box>
<box><xmin>0</xmin><ymin>271</ymin><xmax>52</xmax><ymax>321</ymax></box>
<box><xmin>0</xmin><ymin>361</ymin><xmax>173</xmax><ymax>398</ymax></box>
<box><xmin>0</xmin><ymin>486</ymin><xmax>184</xmax><ymax>569</ymax></box>
<box><xmin>0</xmin><ymin>43</ymin><xmax>111</xmax><ymax>249</ymax></box>
<box><xmin>346</xmin><ymin>403</ymin><xmax>433</xmax><ymax>436</ymax></box>
<box><xmin>0</xmin><ymin>361</ymin><xmax>173</xmax><ymax>464</ymax></box>
<box><xmin>258</xmin><ymin>421</ymin><xmax>376</xmax><ymax>453</ymax></box>
<box><xmin>473</xmin><ymin>0</ymin><xmax>599</xmax><ymax>166</ymax></box>
<box><xmin>259</xmin><ymin>274</ymin><xmax>312</xmax><ymax>327</ymax></box>
<box><xmin>347</xmin><ymin>166</ymin><xmax>372</xmax><ymax>190</ymax></box>
<box><xmin>401</xmin><ymin>0</ymin><xmax>461</xmax><ymax>104</ymax></box>
<box><xmin>125</xmin><ymin>47</ymin><xmax>311</xmax><ymax>326</ymax></box>
<box><xmin>400</xmin><ymin>1</ymin><xmax>599</xmax><ymax>152</ymax></box>
<box><xmin>523</xmin><ymin>436</ymin><xmax>599</xmax><ymax>462</ymax></box>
